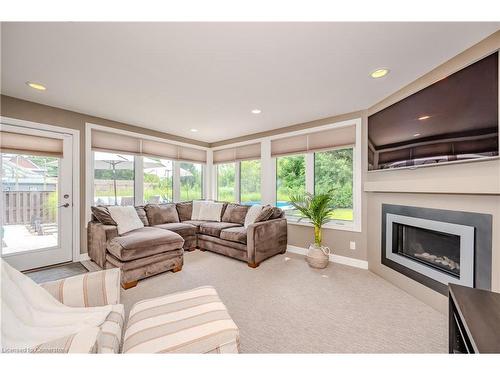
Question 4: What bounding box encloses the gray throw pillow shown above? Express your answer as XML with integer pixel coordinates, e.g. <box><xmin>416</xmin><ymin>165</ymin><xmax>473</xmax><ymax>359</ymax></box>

<box><xmin>255</xmin><ymin>205</ymin><xmax>274</xmax><ymax>222</ymax></box>
<box><xmin>134</xmin><ymin>205</ymin><xmax>149</xmax><ymax>226</ymax></box>
<box><xmin>176</xmin><ymin>201</ymin><xmax>193</xmax><ymax>222</ymax></box>
<box><xmin>221</xmin><ymin>203</ymin><xmax>250</xmax><ymax>225</ymax></box>
<box><xmin>91</xmin><ymin>206</ymin><xmax>117</xmax><ymax>226</ymax></box>
<box><xmin>145</xmin><ymin>203</ymin><xmax>180</xmax><ymax>225</ymax></box>
<box><xmin>269</xmin><ymin>206</ymin><xmax>284</xmax><ymax>220</ymax></box>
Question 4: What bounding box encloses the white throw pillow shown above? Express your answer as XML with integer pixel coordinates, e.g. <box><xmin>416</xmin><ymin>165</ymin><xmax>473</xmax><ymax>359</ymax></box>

<box><xmin>107</xmin><ymin>206</ymin><xmax>144</xmax><ymax>235</ymax></box>
<box><xmin>244</xmin><ymin>204</ymin><xmax>263</xmax><ymax>228</ymax></box>
<box><xmin>191</xmin><ymin>200</ymin><xmax>212</xmax><ymax>220</ymax></box>
<box><xmin>198</xmin><ymin>202</ymin><xmax>224</xmax><ymax>222</ymax></box>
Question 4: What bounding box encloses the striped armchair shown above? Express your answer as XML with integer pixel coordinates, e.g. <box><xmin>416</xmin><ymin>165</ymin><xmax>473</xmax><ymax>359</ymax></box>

<box><xmin>38</xmin><ymin>268</ymin><xmax>124</xmax><ymax>353</ymax></box>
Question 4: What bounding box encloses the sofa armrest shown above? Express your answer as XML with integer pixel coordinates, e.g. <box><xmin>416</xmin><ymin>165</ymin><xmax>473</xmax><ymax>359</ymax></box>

<box><xmin>40</xmin><ymin>268</ymin><xmax>121</xmax><ymax>307</ymax></box>
<box><xmin>87</xmin><ymin>221</ymin><xmax>118</xmax><ymax>268</ymax></box>
<box><xmin>247</xmin><ymin>218</ymin><xmax>288</xmax><ymax>264</ymax></box>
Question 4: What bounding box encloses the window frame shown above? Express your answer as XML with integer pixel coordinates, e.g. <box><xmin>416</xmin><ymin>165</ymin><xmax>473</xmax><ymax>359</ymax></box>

<box><xmin>87</xmin><ymin>123</ymin><xmax>209</xmax><ymax>224</ymax></box>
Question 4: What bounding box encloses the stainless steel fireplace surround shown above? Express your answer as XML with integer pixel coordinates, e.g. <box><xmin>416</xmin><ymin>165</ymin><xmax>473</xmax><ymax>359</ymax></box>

<box><xmin>381</xmin><ymin>204</ymin><xmax>492</xmax><ymax>295</ymax></box>
<box><xmin>385</xmin><ymin>214</ymin><xmax>474</xmax><ymax>288</ymax></box>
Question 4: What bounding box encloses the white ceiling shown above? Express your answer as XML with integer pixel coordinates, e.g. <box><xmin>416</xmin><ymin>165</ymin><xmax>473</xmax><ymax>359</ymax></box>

<box><xmin>1</xmin><ymin>22</ymin><xmax>499</xmax><ymax>143</ymax></box>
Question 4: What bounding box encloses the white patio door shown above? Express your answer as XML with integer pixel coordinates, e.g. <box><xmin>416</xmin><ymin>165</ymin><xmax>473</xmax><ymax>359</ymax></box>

<box><xmin>1</xmin><ymin>124</ymin><xmax>74</xmax><ymax>271</ymax></box>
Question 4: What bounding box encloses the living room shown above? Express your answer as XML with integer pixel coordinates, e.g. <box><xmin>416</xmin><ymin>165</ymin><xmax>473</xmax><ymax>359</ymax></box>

<box><xmin>1</xmin><ymin>2</ymin><xmax>499</xmax><ymax>373</ymax></box>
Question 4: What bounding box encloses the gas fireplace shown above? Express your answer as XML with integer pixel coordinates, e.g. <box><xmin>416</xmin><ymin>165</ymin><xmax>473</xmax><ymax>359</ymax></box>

<box><xmin>381</xmin><ymin>204</ymin><xmax>492</xmax><ymax>295</ymax></box>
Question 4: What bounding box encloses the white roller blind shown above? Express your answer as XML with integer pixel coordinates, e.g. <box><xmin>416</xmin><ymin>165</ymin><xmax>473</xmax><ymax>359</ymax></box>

<box><xmin>91</xmin><ymin>130</ymin><xmax>141</xmax><ymax>154</ymax></box>
<box><xmin>213</xmin><ymin>143</ymin><xmax>261</xmax><ymax>164</ymax></box>
<box><xmin>271</xmin><ymin>125</ymin><xmax>356</xmax><ymax>157</ymax></box>
<box><xmin>1</xmin><ymin>131</ymin><xmax>63</xmax><ymax>157</ymax></box>
<box><xmin>91</xmin><ymin>129</ymin><xmax>207</xmax><ymax>163</ymax></box>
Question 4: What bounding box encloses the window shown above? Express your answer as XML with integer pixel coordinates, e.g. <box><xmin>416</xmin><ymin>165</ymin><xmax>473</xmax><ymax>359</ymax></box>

<box><xmin>240</xmin><ymin>160</ymin><xmax>261</xmax><ymax>205</ymax></box>
<box><xmin>94</xmin><ymin>152</ymin><xmax>134</xmax><ymax>205</ymax></box>
<box><xmin>276</xmin><ymin>155</ymin><xmax>305</xmax><ymax>215</ymax></box>
<box><xmin>143</xmin><ymin>157</ymin><xmax>173</xmax><ymax>203</ymax></box>
<box><xmin>180</xmin><ymin>162</ymin><xmax>203</xmax><ymax>201</ymax></box>
<box><xmin>217</xmin><ymin>162</ymin><xmax>236</xmax><ymax>202</ymax></box>
<box><xmin>314</xmin><ymin>148</ymin><xmax>353</xmax><ymax>221</ymax></box>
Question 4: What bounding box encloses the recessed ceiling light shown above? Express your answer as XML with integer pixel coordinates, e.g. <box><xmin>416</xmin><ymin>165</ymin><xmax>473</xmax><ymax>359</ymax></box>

<box><xmin>413</xmin><ymin>133</ymin><xmax>421</xmax><ymax>137</ymax></box>
<box><xmin>26</xmin><ymin>81</ymin><xmax>47</xmax><ymax>91</ymax></box>
<box><xmin>418</xmin><ymin>115</ymin><xmax>431</xmax><ymax>121</ymax></box>
<box><xmin>370</xmin><ymin>68</ymin><xmax>390</xmax><ymax>79</ymax></box>
<box><xmin>190</xmin><ymin>128</ymin><xmax>198</xmax><ymax>132</ymax></box>
<box><xmin>251</xmin><ymin>109</ymin><xmax>262</xmax><ymax>114</ymax></box>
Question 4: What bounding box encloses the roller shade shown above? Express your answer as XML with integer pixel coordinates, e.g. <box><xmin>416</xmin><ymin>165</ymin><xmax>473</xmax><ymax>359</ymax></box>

<box><xmin>91</xmin><ymin>129</ymin><xmax>207</xmax><ymax>163</ymax></box>
<box><xmin>142</xmin><ymin>139</ymin><xmax>179</xmax><ymax>160</ymax></box>
<box><xmin>91</xmin><ymin>130</ymin><xmax>141</xmax><ymax>154</ymax></box>
<box><xmin>1</xmin><ymin>131</ymin><xmax>63</xmax><ymax>157</ymax></box>
<box><xmin>271</xmin><ymin>125</ymin><xmax>356</xmax><ymax>157</ymax></box>
<box><xmin>213</xmin><ymin>143</ymin><xmax>261</xmax><ymax>164</ymax></box>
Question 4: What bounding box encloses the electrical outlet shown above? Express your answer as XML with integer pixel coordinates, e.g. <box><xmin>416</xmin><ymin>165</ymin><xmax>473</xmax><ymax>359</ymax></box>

<box><xmin>349</xmin><ymin>241</ymin><xmax>356</xmax><ymax>250</ymax></box>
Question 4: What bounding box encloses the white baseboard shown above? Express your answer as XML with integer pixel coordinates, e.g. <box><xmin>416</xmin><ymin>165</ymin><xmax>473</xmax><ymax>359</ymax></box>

<box><xmin>286</xmin><ymin>245</ymin><xmax>368</xmax><ymax>270</ymax></box>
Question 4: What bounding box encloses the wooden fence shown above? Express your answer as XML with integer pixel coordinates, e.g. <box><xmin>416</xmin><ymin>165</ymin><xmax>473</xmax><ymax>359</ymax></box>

<box><xmin>2</xmin><ymin>191</ymin><xmax>57</xmax><ymax>225</ymax></box>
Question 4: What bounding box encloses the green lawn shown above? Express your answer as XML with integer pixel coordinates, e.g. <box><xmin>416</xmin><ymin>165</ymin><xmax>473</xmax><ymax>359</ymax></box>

<box><xmin>328</xmin><ymin>208</ymin><xmax>353</xmax><ymax>221</ymax></box>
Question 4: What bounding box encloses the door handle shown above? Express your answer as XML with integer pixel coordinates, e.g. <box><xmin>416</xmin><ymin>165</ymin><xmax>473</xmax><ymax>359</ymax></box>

<box><xmin>59</xmin><ymin>203</ymin><xmax>70</xmax><ymax>208</ymax></box>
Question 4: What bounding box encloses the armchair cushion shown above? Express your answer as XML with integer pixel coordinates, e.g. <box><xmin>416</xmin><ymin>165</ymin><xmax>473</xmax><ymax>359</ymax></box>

<box><xmin>40</xmin><ymin>268</ymin><xmax>121</xmax><ymax>307</ymax></box>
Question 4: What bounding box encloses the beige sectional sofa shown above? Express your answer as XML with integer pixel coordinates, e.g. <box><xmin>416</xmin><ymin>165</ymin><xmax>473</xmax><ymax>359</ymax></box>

<box><xmin>88</xmin><ymin>201</ymin><xmax>287</xmax><ymax>288</ymax></box>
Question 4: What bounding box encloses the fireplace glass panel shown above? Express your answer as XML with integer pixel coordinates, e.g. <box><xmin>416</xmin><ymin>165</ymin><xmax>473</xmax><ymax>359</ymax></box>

<box><xmin>392</xmin><ymin>223</ymin><xmax>461</xmax><ymax>278</ymax></box>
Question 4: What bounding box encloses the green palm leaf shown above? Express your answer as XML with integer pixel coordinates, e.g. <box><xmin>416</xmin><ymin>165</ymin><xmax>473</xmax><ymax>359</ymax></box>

<box><xmin>288</xmin><ymin>189</ymin><xmax>336</xmax><ymax>246</ymax></box>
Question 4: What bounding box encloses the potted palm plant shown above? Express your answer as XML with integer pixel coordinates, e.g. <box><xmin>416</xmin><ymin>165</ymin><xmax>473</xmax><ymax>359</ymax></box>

<box><xmin>289</xmin><ymin>190</ymin><xmax>336</xmax><ymax>269</ymax></box>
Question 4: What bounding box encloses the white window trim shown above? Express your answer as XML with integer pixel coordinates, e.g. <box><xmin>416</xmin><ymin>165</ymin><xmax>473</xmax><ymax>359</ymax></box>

<box><xmin>210</xmin><ymin>117</ymin><xmax>362</xmax><ymax>232</ymax></box>
<box><xmin>85</xmin><ymin>123</ymin><xmax>209</xmax><ymax>223</ymax></box>
<box><xmin>1</xmin><ymin>116</ymin><xmax>81</xmax><ymax>261</ymax></box>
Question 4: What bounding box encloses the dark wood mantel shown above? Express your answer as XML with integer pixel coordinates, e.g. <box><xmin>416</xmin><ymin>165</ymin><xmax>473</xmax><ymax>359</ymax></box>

<box><xmin>449</xmin><ymin>284</ymin><xmax>500</xmax><ymax>353</ymax></box>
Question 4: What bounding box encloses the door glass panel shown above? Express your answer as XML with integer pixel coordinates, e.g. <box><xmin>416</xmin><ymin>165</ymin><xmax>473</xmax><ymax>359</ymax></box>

<box><xmin>1</xmin><ymin>153</ymin><xmax>59</xmax><ymax>254</ymax></box>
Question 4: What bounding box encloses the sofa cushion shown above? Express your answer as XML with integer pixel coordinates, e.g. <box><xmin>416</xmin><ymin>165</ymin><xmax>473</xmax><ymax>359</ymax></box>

<box><xmin>244</xmin><ymin>204</ymin><xmax>264</xmax><ymax>228</ymax></box>
<box><xmin>176</xmin><ymin>201</ymin><xmax>193</xmax><ymax>222</ymax></box>
<box><xmin>145</xmin><ymin>203</ymin><xmax>179</xmax><ymax>225</ymax></box>
<box><xmin>198</xmin><ymin>202</ymin><xmax>225</xmax><ymax>222</ymax></box>
<box><xmin>154</xmin><ymin>222</ymin><xmax>197</xmax><ymax>237</ymax></box>
<box><xmin>256</xmin><ymin>205</ymin><xmax>274</xmax><ymax>222</ymax></box>
<box><xmin>91</xmin><ymin>206</ymin><xmax>117</xmax><ymax>225</ymax></box>
<box><xmin>219</xmin><ymin>226</ymin><xmax>247</xmax><ymax>244</ymax></box>
<box><xmin>134</xmin><ymin>205</ymin><xmax>149</xmax><ymax>226</ymax></box>
<box><xmin>199</xmin><ymin>222</ymin><xmax>241</xmax><ymax>237</ymax></box>
<box><xmin>108</xmin><ymin>206</ymin><xmax>144</xmax><ymax>235</ymax></box>
<box><xmin>181</xmin><ymin>220</ymin><xmax>206</xmax><ymax>232</ymax></box>
<box><xmin>107</xmin><ymin>227</ymin><xmax>184</xmax><ymax>261</ymax></box>
<box><xmin>221</xmin><ymin>203</ymin><xmax>249</xmax><ymax>225</ymax></box>
<box><xmin>269</xmin><ymin>206</ymin><xmax>284</xmax><ymax>220</ymax></box>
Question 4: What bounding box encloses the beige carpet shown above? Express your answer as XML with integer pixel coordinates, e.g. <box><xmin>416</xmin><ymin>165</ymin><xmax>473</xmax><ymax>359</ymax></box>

<box><xmin>121</xmin><ymin>251</ymin><xmax>447</xmax><ymax>353</ymax></box>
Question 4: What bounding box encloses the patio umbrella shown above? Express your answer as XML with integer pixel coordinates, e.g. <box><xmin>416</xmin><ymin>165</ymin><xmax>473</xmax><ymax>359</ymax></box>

<box><xmin>94</xmin><ymin>153</ymin><xmax>164</xmax><ymax>204</ymax></box>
